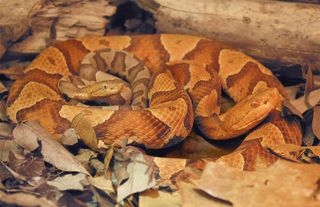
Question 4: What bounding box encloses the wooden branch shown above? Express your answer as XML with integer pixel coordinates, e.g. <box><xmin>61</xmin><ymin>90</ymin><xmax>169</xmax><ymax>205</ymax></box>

<box><xmin>137</xmin><ymin>0</ymin><xmax>320</xmax><ymax>70</ymax></box>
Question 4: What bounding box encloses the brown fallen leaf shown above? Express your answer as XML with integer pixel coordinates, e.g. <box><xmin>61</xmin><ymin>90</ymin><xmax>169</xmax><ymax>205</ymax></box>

<box><xmin>314</xmin><ymin>74</ymin><xmax>320</xmax><ymax>88</ymax></box>
<box><xmin>282</xmin><ymin>99</ymin><xmax>303</xmax><ymax>118</ymax></box>
<box><xmin>284</xmin><ymin>84</ymin><xmax>303</xmax><ymax>100</ymax></box>
<box><xmin>88</xmin><ymin>175</ymin><xmax>114</xmax><ymax>194</ymax></box>
<box><xmin>153</xmin><ymin>157</ymin><xmax>186</xmax><ymax>187</ymax></box>
<box><xmin>312</xmin><ymin>105</ymin><xmax>320</xmax><ymax>139</ymax></box>
<box><xmin>0</xmin><ymin>190</ymin><xmax>57</xmax><ymax>207</ymax></box>
<box><xmin>114</xmin><ymin>146</ymin><xmax>188</xmax><ymax>196</ymax></box>
<box><xmin>90</xmin><ymin>157</ymin><xmax>105</xmax><ymax>176</ymax></box>
<box><xmin>60</xmin><ymin>128</ymin><xmax>79</xmax><ymax>146</ymax></box>
<box><xmin>178</xmin><ymin>182</ymin><xmax>230</xmax><ymax>207</ymax></box>
<box><xmin>140</xmin><ymin>189</ymin><xmax>181</xmax><ymax>207</ymax></box>
<box><xmin>195</xmin><ymin>160</ymin><xmax>320</xmax><ymax>207</ymax></box>
<box><xmin>8</xmin><ymin>151</ymin><xmax>45</xmax><ymax>178</ymax></box>
<box><xmin>0</xmin><ymin>122</ymin><xmax>13</xmax><ymax>139</ymax></box>
<box><xmin>72</xmin><ymin>111</ymin><xmax>98</xmax><ymax>150</ymax></box>
<box><xmin>303</xmin><ymin>124</ymin><xmax>317</xmax><ymax>146</ymax></box>
<box><xmin>0</xmin><ymin>43</ymin><xmax>5</xmax><ymax>59</ymax></box>
<box><xmin>0</xmin><ymin>138</ymin><xmax>18</xmax><ymax>162</ymax></box>
<box><xmin>104</xmin><ymin>147</ymin><xmax>114</xmax><ymax>177</ymax></box>
<box><xmin>304</xmin><ymin>66</ymin><xmax>314</xmax><ymax>98</ymax></box>
<box><xmin>269</xmin><ymin>143</ymin><xmax>320</xmax><ymax>157</ymax></box>
<box><xmin>0</xmin><ymin>168</ymin><xmax>8</xmax><ymax>188</ymax></box>
<box><xmin>290</xmin><ymin>88</ymin><xmax>320</xmax><ymax>114</ymax></box>
<box><xmin>0</xmin><ymin>81</ymin><xmax>7</xmax><ymax>94</ymax></box>
<box><xmin>115</xmin><ymin>147</ymin><xmax>157</xmax><ymax>202</ymax></box>
<box><xmin>12</xmin><ymin>121</ymin><xmax>88</xmax><ymax>174</ymax></box>
<box><xmin>0</xmin><ymin>161</ymin><xmax>27</xmax><ymax>181</ymax></box>
<box><xmin>0</xmin><ymin>101</ymin><xmax>8</xmax><ymax>121</ymax></box>
<box><xmin>47</xmin><ymin>173</ymin><xmax>88</xmax><ymax>191</ymax></box>
<box><xmin>75</xmin><ymin>148</ymin><xmax>97</xmax><ymax>173</ymax></box>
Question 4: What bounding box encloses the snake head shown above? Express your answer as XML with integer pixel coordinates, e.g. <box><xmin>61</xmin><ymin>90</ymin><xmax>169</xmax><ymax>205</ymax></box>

<box><xmin>87</xmin><ymin>80</ymin><xmax>124</xmax><ymax>98</ymax></box>
<box><xmin>59</xmin><ymin>77</ymin><xmax>125</xmax><ymax>101</ymax></box>
<box><xmin>221</xmin><ymin>87</ymin><xmax>283</xmax><ymax>132</ymax></box>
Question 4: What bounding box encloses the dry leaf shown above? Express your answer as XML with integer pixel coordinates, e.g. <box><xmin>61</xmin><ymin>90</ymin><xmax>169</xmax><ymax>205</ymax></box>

<box><xmin>140</xmin><ymin>189</ymin><xmax>181</xmax><ymax>207</ymax></box>
<box><xmin>75</xmin><ymin>148</ymin><xmax>97</xmax><ymax>172</ymax></box>
<box><xmin>0</xmin><ymin>190</ymin><xmax>57</xmax><ymax>207</ymax></box>
<box><xmin>88</xmin><ymin>175</ymin><xmax>114</xmax><ymax>194</ymax></box>
<box><xmin>115</xmin><ymin>149</ymin><xmax>157</xmax><ymax>202</ymax></box>
<box><xmin>72</xmin><ymin>111</ymin><xmax>98</xmax><ymax>150</ymax></box>
<box><xmin>60</xmin><ymin>128</ymin><xmax>79</xmax><ymax>146</ymax></box>
<box><xmin>314</xmin><ymin>74</ymin><xmax>320</xmax><ymax>88</ymax></box>
<box><xmin>290</xmin><ymin>88</ymin><xmax>320</xmax><ymax>114</ymax></box>
<box><xmin>0</xmin><ymin>101</ymin><xmax>8</xmax><ymax>121</ymax></box>
<box><xmin>8</xmin><ymin>151</ymin><xmax>45</xmax><ymax>178</ymax></box>
<box><xmin>282</xmin><ymin>99</ymin><xmax>303</xmax><ymax>118</ymax></box>
<box><xmin>195</xmin><ymin>160</ymin><xmax>320</xmax><ymax>207</ymax></box>
<box><xmin>47</xmin><ymin>173</ymin><xmax>87</xmax><ymax>191</ymax></box>
<box><xmin>284</xmin><ymin>84</ymin><xmax>303</xmax><ymax>100</ymax></box>
<box><xmin>0</xmin><ymin>122</ymin><xmax>12</xmax><ymax>139</ymax></box>
<box><xmin>305</xmin><ymin>66</ymin><xmax>314</xmax><ymax>97</ymax></box>
<box><xmin>270</xmin><ymin>143</ymin><xmax>320</xmax><ymax>157</ymax></box>
<box><xmin>104</xmin><ymin>147</ymin><xmax>114</xmax><ymax>177</ymax></box>
<box><xmin>306</xmin><ymin>89</ymin><xmax>320</xmax><ymax>108</ymax></box>
<box><xmin>303</xmin><ymin>124</ymin><xmax>316</xmax><ymax>146</ymax></box>
<box><xmin>0</xmin><ymin>137</ymin><xmax>18</xmax><ymax>162</ymax></box>
<box><xmin>178</xmin><ymin>182</ymin><xmax>229</xmax><ymax>207</ymax></box>
<box><xmin>312</xmin><ymin>105</ymin><xmax>320</xmax><ymax>139</ymax></box>
<box><xmin>0</xmin><ymin>81</ymin><xmax>7</xmax><ymax>94</ymax></box>
<box><xmin>0</xmin><ymin>43</ymin><xmax>5</xmax><ymax>58</ymax></box>
<box><xmin>12</xmin><ymin>122</ymin><xmax>39</xmax><ymax>151</ymax></box>
<box><xmin>12</xmin><ymin>121</ymin><xmax>88</xmax><ymax>174</ymax></box>
<box><xmin>0</xmin><ymin>165</ymin><xmax>12</xmax><ymax>187</ymax></box>
<box><xmin>153</xmin><ymin>157</ymin><xmax>186</xmax><ymax>187</ymax></box>
<box><xmin>0</xmin><ymin>161</ymin><xmax>27</xmax><ymax>181</ymax></box>
<box><xmin>90</xmin><ymin>158</ymin><xmax>105</xmax><ymax>176</ymax></box>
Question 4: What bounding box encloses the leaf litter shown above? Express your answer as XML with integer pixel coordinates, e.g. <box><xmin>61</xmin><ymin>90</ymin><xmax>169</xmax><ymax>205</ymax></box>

<box><xmin>0</xmin><ymin>65</ymin><xmax>319</xmax><ymax>207</ymax></box>
<box><xmin>0</xmin><ymin>22</ymin><xmax>320</xmax><ymax>207</ymax></box>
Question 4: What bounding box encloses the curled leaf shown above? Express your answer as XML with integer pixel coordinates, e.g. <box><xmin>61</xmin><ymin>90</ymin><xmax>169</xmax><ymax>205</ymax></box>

<box><xmin>12</xmin><ymin>121</ymin><xmax>88</xmax><ymax>174</ymax></box>
<box><xmin>72</xmin><ymin>111</ymin><xmax>98</xmax><ymax>150</ymax></box>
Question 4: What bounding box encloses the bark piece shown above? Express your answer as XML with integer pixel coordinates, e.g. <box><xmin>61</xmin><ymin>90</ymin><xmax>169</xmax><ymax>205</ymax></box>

<box><xmin>0</xmin><ymin>0</ymin><xmax>42</xmax><ymax>58</ymax></box>
<box><xmin>8</xmin><ymin>0</ymin><xmax>116</xmax><ymax>55</ymax></box>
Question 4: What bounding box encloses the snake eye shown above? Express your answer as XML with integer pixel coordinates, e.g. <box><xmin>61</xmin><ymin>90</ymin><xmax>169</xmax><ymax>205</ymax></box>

<box><xmin>103</xmin><ymin>85</ymin><xmax>107</xmax><ymax>89</ymax></box>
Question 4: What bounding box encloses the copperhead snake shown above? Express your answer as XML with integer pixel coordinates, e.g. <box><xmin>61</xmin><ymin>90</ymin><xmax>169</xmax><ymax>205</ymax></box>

<box><xmin>6</xmin><ymin>34</ymin><xmax>302</xmax><ymax>169</ymax></box>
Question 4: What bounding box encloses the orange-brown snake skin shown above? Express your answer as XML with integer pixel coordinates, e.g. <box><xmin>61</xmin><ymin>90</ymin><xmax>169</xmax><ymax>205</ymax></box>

<box><xmin>6</xmin><ymin>34</ymin><xmax>302</xmax><ymax>170</ymax></box>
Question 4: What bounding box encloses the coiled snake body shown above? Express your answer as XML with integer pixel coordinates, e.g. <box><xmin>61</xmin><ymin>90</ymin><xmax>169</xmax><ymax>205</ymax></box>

<box><xmin>6</xmin><ymin>34</ymin><xmax>302</xmax><ymax>169</ymax></box>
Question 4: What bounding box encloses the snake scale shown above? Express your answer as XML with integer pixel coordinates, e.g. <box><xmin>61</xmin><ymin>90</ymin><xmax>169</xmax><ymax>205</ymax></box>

<box><xmin>6</xmin><ymin>34</ymin><xmax>302</xmax><ymax>169</ymax></box>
